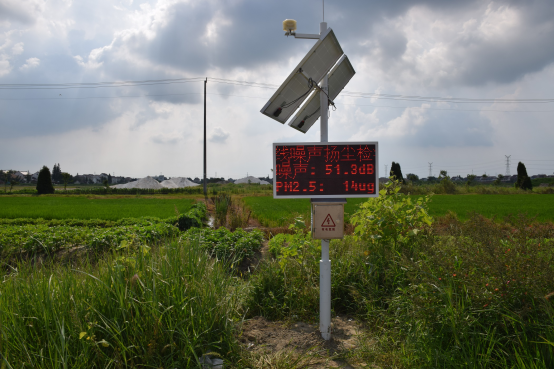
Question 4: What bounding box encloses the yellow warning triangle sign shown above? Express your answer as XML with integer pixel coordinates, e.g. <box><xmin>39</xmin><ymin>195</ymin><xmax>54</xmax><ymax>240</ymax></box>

<box><xmin>321</xmin><ymin>214</ymin><xmax>336</xmax><ymax>227</ymax></box>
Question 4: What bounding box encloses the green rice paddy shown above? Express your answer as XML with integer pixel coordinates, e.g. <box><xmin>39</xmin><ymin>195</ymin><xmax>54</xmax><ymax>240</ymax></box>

<box><xmin>243</xmin><ymin>194</ymin><xmax>554</xmax><ymax>226</ymax></box>
<box><xmin>0</xmin><ymin>196</ymin><xmax>194</xmax><ymax>220</ymax></box>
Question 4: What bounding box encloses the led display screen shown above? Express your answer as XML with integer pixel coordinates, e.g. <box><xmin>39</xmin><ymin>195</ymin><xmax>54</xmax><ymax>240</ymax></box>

<box><xmin>273</xmin><ymin>142</ymin><xmax>379</xmax><ymax>198</ymax></box>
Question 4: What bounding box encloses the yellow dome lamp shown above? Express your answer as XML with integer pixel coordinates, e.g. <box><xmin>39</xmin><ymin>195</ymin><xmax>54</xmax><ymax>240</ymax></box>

<box><xmin>283</xmin><ymin>19</ymin><xmax>297</xmax><ymax>36</ymax></box>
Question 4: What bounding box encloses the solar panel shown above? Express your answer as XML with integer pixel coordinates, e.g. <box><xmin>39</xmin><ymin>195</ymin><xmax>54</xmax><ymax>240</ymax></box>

<box><xmin>288</xmin><ymin>55</ymin><xmax>355</xmax><ymax>133</ymax></box>
<box><xmin>260</xmin><ymin>28</ymin><xmax>344</xmax><ymax>124</ymax></box>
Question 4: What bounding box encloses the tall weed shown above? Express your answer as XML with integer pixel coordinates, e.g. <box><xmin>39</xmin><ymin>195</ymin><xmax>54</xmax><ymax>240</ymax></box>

<box><xmin>0</xmin><ymin>237</ymin><xmax>244</xmax><ymax>368</ymax></box>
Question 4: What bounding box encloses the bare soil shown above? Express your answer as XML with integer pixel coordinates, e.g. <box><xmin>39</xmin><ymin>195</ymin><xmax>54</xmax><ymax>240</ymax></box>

<box><xmin>238</xmin><ymin>316</ymin><xmax>371</xmax><ymax>368</ymax></box>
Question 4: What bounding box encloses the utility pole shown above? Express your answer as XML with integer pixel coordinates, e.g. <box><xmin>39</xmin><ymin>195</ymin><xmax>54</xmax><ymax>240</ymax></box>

<box><xmin>203</xmin><ymin>78</ymin><xmax>207</xmax><ymax>197</ymax></box>
<box><xmin>505</xmin><ymin>155</ymin><xmax>511</xmax><ymax>177</ymax></box>
<box><xmin>428</xmin><ymin>162</ymin><xmax>433</xmax><ymax>178</ymax></box>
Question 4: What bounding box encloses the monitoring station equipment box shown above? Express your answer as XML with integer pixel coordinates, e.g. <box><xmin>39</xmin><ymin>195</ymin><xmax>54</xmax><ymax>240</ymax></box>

<box><xmin>273</xmin><ymin>142</ymin><xmax>379</xmax><ymax>199</ymax></box>
<box><xmin>311</xmin><ymin>198</ymin><xmax>347</xmax><ymax>239</ymax></box>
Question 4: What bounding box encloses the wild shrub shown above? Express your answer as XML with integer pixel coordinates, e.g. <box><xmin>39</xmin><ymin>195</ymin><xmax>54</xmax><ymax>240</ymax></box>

<box><xmin>247</xmin><ymin>219</ymin><xmax>321</xmax><ymax>320</ymax></box>
<box><xmin>176</xmin><ymin>202</ymin><xmax>207</xmax><ymax>231</ymax></box>
<box><xmin>350</xmin><ymin>179</ymin><xmax>433</xmax><ymax>251</ymax></box>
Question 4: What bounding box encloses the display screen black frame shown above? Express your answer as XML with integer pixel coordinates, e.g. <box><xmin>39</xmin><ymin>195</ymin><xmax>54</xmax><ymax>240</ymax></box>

<box><xmin>273</xmin><ymin>142</ymin><xmax>379</xmax><ymax>199</ymax></box>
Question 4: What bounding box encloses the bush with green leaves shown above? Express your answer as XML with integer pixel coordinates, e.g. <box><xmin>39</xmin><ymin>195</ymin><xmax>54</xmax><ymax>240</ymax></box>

<box><xmin>176</xmin><ymin>202</ymin><xmax>207</xmax><ymax>231</ymax></box>
<box><xmin>0</xmin><ymin>222</ymin><xmax>179</xmax><ymax>257</ymax></box>
<box><xmin>350</xmin><ymin>179</ymin><xmax>433</xmax><ymax>249</ymax></box>
<box><xmin>247</xmin><ymin>220</ymin><xmax>322</xmax><ymax>320</ymax></box>
<box><xmin>0</xmin><ymin>216</ymin><xmax>174</xmax><ymax>228</ymax></box>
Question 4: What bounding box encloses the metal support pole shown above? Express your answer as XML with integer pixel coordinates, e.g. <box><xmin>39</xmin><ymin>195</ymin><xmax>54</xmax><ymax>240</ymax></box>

<box><xmin>319</xmin><ymin>20</ymin><xmax>331</xmax><ymax>340</ymax></box>
<box><xmin>320</xmin><ymin>239</ymin><xmax>331</xmax><ymax>340</ymax></box>
<box><xmin>320</xmin><ymin>74</ymin><xmax>328</xmax><ymax>143</ymax></box>
<box><xmin>203</xmin><ymin>78</ymin><xmax>207</xmax><ymax>197</ymax></box>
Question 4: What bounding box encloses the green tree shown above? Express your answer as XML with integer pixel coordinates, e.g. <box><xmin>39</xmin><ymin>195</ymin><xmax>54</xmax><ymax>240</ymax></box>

<box><xmin>516</xmin><ymin>162</ymin><xmax>533</xmax><ymax>190</ymax></box>
<box><xmin>438</xmin><ymin>170</ymin><xmax>456</xmax><ymax>194</ymax></box>
<box><xmin>61</xmin><ymin>172</ymin><xmax>71</xmax><ymax>191</ymax></box>
<box><xmin>493</xmin><ymin>174</ymin><xmax>504</xmax><ymax>186</ymax></box>
<box><xmin>36</xmin><ymin>166</ymin><xmax>55</xmax><ymax>194</ymax></box>
<box><xmin>466</xmin><ymin>174</ymin><xmax>477</xmax><ymax>191</ymax></box>
<box><xmin>389</xmin><ymin>162</ymin><xmax>405</xmax><ymax>184</ymax></box>
<box><xmin>406</xmin><ymin>173</ymin><xmax>419</xmax><ymax>182</ymax></box>
<box><xmin>3</xmin><ymin>170</ymin><xmax>14</xmax><ymax>193</ymax></box>
<box><xmin>52</xmin><ymin>163</ymin><xmax>62</xmax><ymax>183</ymax></box>
<box><xmin>9</xmin><ymin>179</ymin><xmax>19</xmax><ymax>192</ymax></box>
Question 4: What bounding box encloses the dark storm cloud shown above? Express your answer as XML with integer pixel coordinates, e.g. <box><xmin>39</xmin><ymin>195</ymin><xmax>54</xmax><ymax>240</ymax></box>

<box><xmin>112</xmin><ymin>0</ymin><xmax>554</xmax><ymax>89</ymax></box>
<box><xmin>104</xmin><ymin>1</ymin><xmax>319</xmax><ymax>75</ymax></box>
<box><xmin>2</xmin><ymin>0</ymin><xmax>554</xmax><ymax>142</ymax></box>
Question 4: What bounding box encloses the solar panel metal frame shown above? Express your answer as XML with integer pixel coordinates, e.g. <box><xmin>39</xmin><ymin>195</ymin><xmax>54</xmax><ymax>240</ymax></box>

<box><xmin>289</xmin><ymin>55</ymin><xmax>355</xmax><ymax>133</ymax></box>
<box><xmin>260</xmin><ymin>28</ymin><xmax>344</xmax><ymax>124</ymax></box>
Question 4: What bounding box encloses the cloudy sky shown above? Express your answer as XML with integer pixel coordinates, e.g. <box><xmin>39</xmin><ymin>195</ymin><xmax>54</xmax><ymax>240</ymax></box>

<box><xmin>1</xmin><ymin>0</ymin><xmax>554</xmax><ymax>179</ymax></box>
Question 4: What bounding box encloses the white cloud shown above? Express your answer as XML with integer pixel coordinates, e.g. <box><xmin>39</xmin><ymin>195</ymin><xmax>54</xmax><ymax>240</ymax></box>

<box><xmin>209</xmin><ymin>127</ymin><xmax>229</xmax><ymax>143</ymax></box>
<box><xmin>11</xmin><ymin>42</ymin><xmax>23</xmax><ymax>55</ymax></box>
<box><xmin>19</xmin><ymin>57</ymin><xmax>40</xmax><ymax>70</ymax></box>
<box><xmin>0</xmin><ymin>60</ymin><xmax>10</xmax><ymax>76</ymax></box>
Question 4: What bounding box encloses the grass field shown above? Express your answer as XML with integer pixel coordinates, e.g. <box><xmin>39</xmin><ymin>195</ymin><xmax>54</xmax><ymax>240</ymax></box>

<box><xmin>243</xmin><ymin>193</ymin><xmax>554</xmax><ymax>226</ymax></box>
<box><xmin>0</xmin><ymin>196</ymin><xmax>195</xmax><ymax>220</ymax></box>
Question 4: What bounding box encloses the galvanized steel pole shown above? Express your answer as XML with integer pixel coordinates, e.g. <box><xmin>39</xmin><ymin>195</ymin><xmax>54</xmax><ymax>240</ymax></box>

<box><xmin>319</xmin><ymin>21</ymin><xmax>332</xmax><ymax>341</ymax></box>
<box><xmin>203</xmin><ymin>78</ymin><xmax>207</xmax><ymax>197</ymax></box>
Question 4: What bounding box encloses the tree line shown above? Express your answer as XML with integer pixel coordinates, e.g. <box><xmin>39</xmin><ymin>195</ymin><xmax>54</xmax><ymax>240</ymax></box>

<box><xmin>387</xmin><ymin>161</ymin><xmax>533</xmax><ymax>190</ymax></box>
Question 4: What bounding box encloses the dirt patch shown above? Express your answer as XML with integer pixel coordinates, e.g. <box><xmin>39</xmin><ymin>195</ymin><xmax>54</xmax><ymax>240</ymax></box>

<box><xmin>238</xmin><ymin>316</ymin><xmax>369</xmax><ymax>368</ymax></box>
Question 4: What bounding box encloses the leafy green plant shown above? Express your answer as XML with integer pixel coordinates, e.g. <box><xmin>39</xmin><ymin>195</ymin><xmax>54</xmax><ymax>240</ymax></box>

<box><xmin>0</xmin><ymin>222</ymin><xmax>178</xmax><ymax>257</ymax></box>
<box><xmin>350</xmin><ymin>180</ymin><xmax>433</xmax><ymax>249</ymax></box>
<box><xmin>176</xmin><ymin>202</ymin><xmax>207</xmax><ymax>231</ymax></box>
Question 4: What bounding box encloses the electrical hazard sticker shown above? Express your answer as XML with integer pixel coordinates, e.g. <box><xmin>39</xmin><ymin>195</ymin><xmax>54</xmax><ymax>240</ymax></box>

<box><xmin>321</xmin><ymin>214</ymin><xmax>336</xmax><ymax>227</ymax></box>
<box><xmin>321</xmin><ymin>214</ymin><xmax>337</xmax><ymax>231</ymax></box>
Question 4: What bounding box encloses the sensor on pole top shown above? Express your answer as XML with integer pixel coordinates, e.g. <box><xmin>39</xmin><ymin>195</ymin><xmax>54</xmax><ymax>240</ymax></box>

<box><xmin>283</xmin><ymin>19</ymin><xmax>297</xmax><ymax>35</ymax></box>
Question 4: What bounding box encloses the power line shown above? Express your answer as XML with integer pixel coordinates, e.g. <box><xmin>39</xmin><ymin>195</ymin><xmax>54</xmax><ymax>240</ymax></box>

<box><xmin>3</xmin><ymin>90</ymin><xmax>554</xmax><ymax>114</ymax></box>
<box><xmin>2</xmin><ymin>77</ymin><xmax>554</xmax><ymax>104</ymax></box>
<box><xmin>0</xmin><ymin>77</ymin><xmax>204</xmax><ymax>90</ymax></box>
